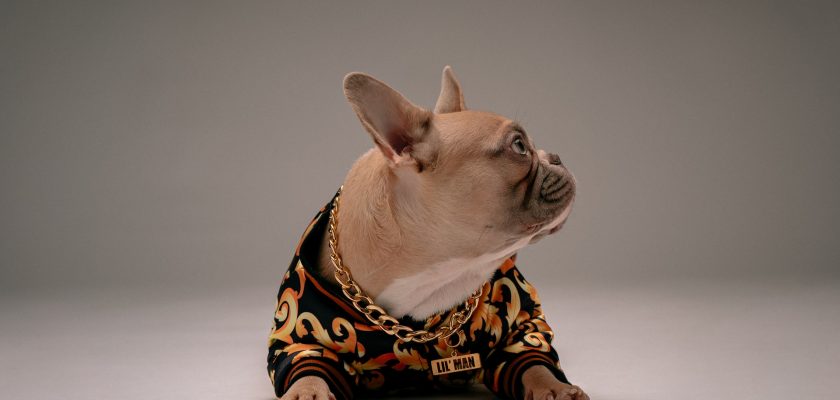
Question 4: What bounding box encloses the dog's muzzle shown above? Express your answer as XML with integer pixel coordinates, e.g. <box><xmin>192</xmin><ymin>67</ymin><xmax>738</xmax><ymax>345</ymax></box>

<box><xmin>538</xmin><ymin>153</ymin><xmax>574</xmax><ymax>204</ymax></box>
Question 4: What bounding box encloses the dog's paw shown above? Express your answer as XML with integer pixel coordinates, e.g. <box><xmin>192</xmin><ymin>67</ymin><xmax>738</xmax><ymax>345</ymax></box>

<box><xmin>524</xmin><ymin>382</ymin><xmax>589</xmax><ymax>400</ymax></box>
<box><xmin>278</xmin><ymin>376</ymin><xmax>335</xmax><ymax>400</ymax></box>
<box><xmin>522</xmin><ymin>365</ymin><xmax>590</xmax><ymax>400</ymax></box>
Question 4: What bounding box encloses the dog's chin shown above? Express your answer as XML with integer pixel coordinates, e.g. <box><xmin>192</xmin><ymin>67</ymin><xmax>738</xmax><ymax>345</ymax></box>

<box><xmin>527</xmin><ymin>221</ymin><xmax>563</xmax><ymax>244</ymax></box>
<box><xmin>524</xmin><ymin>199</ymin><xmax>574</xmax><ymax>244</ymax></box>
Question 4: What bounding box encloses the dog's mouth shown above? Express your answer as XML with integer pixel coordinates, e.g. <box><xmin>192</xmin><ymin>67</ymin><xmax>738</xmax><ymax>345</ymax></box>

<box><xmin>522</xmin><ymin>198</ymin><xmax>572</xmax><ymax>234</ymax></box>
<box><xmin>523</xmin><ymin>221</ymin><xmax>547</xmax><ymax>234</ymax></box>
<box><xmin>518</xmin><ymin>164</ymin><xmax>575</xmax><ymax>238</ymax></box>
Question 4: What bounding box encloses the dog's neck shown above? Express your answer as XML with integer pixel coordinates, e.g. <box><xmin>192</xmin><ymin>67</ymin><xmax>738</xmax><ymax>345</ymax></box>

<box><xmin>316</xmin><ymin>149</ymin><xmax>504</xmax><ymax>320</ymax></box>
<box><xmin>316</xmin><ymin>149</ymin><xmax>445</xmax><ymax>297</ymax></box>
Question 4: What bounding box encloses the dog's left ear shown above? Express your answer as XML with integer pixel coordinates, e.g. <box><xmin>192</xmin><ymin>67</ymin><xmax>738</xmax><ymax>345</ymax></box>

<box><xmin>343</xmin><ymin>72</ymin><xmax>434</xmax><ymax>169</ymax></box>
<box><xmin>434</xmin><ymin>65</ymin><xmax>466</xmax><ymax>114</ymax></box>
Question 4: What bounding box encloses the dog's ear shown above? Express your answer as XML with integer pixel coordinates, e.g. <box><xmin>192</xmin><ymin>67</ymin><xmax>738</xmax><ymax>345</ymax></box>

<box><xmin>344</xmin><ymin>73</ymin><xmax>433</xmax><ymax>167</ymax></box>
<box><xmin>434</xmin><ymin>65</ymin><xmax>466</xmax><ymax>114</ymax></box>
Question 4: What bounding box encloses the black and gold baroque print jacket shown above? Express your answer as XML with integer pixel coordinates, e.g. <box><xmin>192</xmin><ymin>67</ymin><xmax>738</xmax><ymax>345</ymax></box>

<box><xmin>267</xmin><ymin>192</ymin><xmax>570</xmax><ymax>399</ymax></box>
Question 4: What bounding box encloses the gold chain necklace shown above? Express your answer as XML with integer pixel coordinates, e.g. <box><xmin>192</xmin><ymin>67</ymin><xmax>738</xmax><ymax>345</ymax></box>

<box><xmin>327</xmin><ymin>186</ymin><xmax>483</xmax><ymax>351</ymax></box>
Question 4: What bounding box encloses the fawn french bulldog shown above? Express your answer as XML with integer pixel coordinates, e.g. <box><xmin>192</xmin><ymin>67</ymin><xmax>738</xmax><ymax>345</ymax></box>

<box><xmin>267</xmin><ymin>66</ymin><xmax>587</xmax><ymax>400</ymax></box>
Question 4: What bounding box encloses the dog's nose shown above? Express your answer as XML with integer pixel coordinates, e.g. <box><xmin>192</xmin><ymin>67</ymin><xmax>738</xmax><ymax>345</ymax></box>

<box><xmin>547</xmin><ymin>152</ymin><xmax>563</xmax><ymax>166</ymax></box>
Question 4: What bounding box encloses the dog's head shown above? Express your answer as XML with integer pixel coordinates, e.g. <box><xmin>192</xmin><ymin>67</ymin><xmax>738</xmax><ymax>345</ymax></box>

<box><xmin>343</xmin><ymin>66</ymin><xmax>575</xmax><ymax>259</ymax></box>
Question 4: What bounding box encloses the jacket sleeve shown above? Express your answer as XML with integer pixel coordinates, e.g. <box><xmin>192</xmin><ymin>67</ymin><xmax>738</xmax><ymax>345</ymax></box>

<box><xmin>481</xmin><ymin>264</ymin><xmax>570</xmax><ymax>400</ymax></box>
<box><xmin>268</xmin><ymin>342</ymin><xmax>354</xmax><ymax>400</ymax></box>
<box><xmin>266</xmin><ymin>265</ymin><xmax>355</xmax><ymax>400</ymax></box>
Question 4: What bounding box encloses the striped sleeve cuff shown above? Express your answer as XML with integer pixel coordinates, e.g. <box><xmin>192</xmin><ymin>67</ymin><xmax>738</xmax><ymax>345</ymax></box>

<box><xmin>275</xmin><ymin>357</ymin><xmax>354</xmax><ymax>400</ymax></box>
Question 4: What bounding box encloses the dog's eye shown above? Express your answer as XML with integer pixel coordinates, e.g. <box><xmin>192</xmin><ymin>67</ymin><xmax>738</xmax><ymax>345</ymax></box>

<box><xmin>511</xmin><ymin>138</ymin><xmax>528</xmax><ymax>155</ymax></box>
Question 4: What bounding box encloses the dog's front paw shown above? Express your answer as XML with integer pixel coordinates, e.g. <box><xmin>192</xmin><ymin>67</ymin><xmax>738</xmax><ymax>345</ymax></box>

<box><xmin>522</xmin><ymin>365</ymin><xmax>590</xmax><ymax>400</ymax></box>
<box><xmin>279</xmin><ymin>376</ymin><xmax>335</xmax><ymax>400</ymax></box>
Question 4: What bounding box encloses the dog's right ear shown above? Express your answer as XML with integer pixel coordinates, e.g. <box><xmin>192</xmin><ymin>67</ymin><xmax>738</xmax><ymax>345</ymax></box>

<box><xmin>434</xmin><ymin>66</ymin><xmax>466</xmax><ymax>113</ymax></box>
<box><xmin>343</xmin><ymin>73</ymin><xmax>433</xmax><ymax>168</ymax></box>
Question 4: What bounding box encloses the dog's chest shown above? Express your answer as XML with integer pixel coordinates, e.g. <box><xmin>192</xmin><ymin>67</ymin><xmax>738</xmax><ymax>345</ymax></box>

<box><xmin>375</xmin><ymin>227</ymin><xmax>546</xmax><ymax>320</ymax></box>
<box><xmin>375</xmin><ymin>255</ymin><xmax>506</xmax><ymax>320</ymax></box>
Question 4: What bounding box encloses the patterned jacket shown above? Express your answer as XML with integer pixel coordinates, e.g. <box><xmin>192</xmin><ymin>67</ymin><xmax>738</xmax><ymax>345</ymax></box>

<box><xmin>267</xmin><ymin>191</ymin><xmax>570</xmax><ymax>399</ymax></box>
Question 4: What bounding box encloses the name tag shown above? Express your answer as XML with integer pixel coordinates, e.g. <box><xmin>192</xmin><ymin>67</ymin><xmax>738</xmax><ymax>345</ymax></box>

<box><xmin>431</xmin><ymin>353</ymin><xmax>481</xmax><ymax>375</ymax></box>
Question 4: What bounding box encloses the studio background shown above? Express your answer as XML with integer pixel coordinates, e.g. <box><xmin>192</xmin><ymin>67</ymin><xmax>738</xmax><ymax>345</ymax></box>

<box><xmin>1</xmin><ymin>1</ymin><xmax>838</xmax><ymax>399</ymax></box>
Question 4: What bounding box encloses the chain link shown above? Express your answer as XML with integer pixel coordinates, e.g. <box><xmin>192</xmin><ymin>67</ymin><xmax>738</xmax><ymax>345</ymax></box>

<box><xmin>328</xmin><ymin>186</ymin><xmax>483</xmax><ymax>344</ymax></box>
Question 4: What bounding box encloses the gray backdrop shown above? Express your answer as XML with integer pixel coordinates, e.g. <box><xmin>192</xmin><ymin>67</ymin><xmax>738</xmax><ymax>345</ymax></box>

<box><xmin>2</xmin><ymin>1</ymin><xmax>839</xmax><ymax>399</ymax></box>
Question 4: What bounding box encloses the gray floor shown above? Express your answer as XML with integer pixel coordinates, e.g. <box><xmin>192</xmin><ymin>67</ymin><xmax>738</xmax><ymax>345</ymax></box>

<box><xmin>2</xmin><ymin>277</ymin><xmax>837</xmax><ymax>400</ymax></box>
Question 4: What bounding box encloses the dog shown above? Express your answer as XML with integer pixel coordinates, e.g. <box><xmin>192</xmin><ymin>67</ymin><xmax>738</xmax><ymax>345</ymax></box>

<box><xmin>267</xmin><ymin>66</ymin><xmax>587</xmax><ymax>400</ymax></box>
